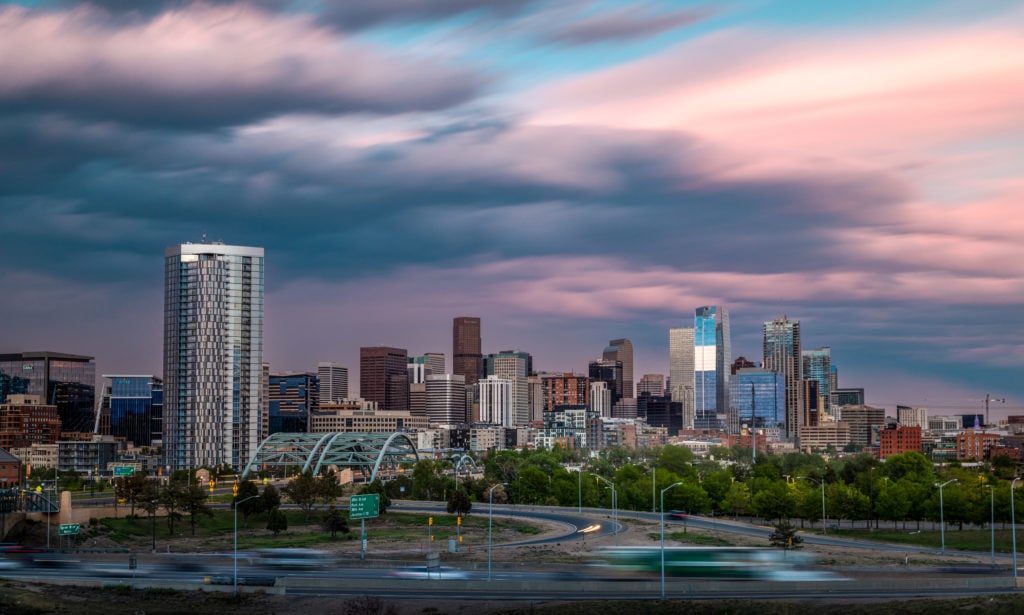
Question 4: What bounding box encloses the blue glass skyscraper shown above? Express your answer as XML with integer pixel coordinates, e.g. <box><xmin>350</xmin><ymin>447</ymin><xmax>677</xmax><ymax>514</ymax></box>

<box><xmin>694</xmin><ymin>306</ymin><xmax>731</xmax><ymax>431</ymax></box>
<box><xmin>99</xmin><ymin>375</ymin><xmax>162</xmax><ymax>447</ymax></box>
<box><xmin>730</xmin><ymin>369</ymin><xmax>785</xmax><ymax>429</ymax></box>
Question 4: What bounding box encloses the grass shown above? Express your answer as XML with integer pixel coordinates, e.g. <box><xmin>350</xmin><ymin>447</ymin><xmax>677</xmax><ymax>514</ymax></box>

<box><xmin>646</xmin><ymin>531</ymin><xmax>734</xmax><ymax>546</ymax></box>
<box><xmin>826</xmin><ymin>526</ymin><xmax>1016</xmax><ymax>552</ymax></box>
<box><xmin>88</xmin><ymin>508</ymin><xmax>547</xmax><ymax>551</ymax></box>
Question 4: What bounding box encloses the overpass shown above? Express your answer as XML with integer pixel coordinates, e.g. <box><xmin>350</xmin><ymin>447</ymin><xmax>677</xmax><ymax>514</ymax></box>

<box><xmin>240</xmin><ymin>432</ymin><xmax>419</xmax><ymax>482</ymax></box>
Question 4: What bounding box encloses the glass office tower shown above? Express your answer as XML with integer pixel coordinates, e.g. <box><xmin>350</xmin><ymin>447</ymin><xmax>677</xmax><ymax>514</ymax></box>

<box><xmin>693</xmin><ymin>306</ymin><xmax>731</xmax><ymax>431</ymax></box>
<box><xmin>97</xmin><ymin>375</ymin><xmax>162</xmax><ymax>447</ymax></box>
<box><xmin>164</xmin><ymin>241</ymin><xmax>264</xmax><ymax>471</ymax></box>
<box><xmin>0</xmin><ymin>351</ymin><xmax>96</xmax><ymax>434</ymax></box>
<box><xmin>730</xmin><ymin>369</ymin><xmax>785</xmax><ymax>429</ymax></box>
<box><xmin>763</xmin><ymin>316</ymin><xmax>802</xmax><ymax>439</ymax></box>
<box><xmin>802</xmin><ymin>347</ymin><xmax>832</xmax><ymax>417</ymax></box>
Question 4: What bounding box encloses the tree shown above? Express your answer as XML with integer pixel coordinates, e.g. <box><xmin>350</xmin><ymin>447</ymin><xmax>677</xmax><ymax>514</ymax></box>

<box><xmin>282</xmin><ymin>471</ymin><xmax>320</xmax><ymax>521</ymax></box>
<box><xmin>260</xmin><ymin>483</ymin><xmax>281</xmax><ymax>513</ymax></box>
<box><xmin>722</xmin><ymin>482</ymin><xmax>751</xmax><ymax>518</ymax></box>
<box><xmin>751</xmin><ymin>481</ymin><xmax>795</xmax><ymax>521</ymax></box>
<box><xmin>160</xmin><ymin>481</ymin><xmax>186</xmax><ymax>534</ymax></box>
<box><xmin>359</xmin><ymin>480</ymin><xmax>392</xmax><ymax>514</ymax></box>
<box><xmin>656</xmin><ymin>446</ymin><xmax>696</xmax><ymax>479</ymax></box>
<box><xmin>232</xmin><ymin>480</ymin><xmax>261</xmax><ymax>527</ymax></box>
<box><xmin>115</xmin><ymin>473</ymin><xmax>151</xmax><ymax>518</ymax></box>
<box><xmin>266</xmin><ymin>507</ymin><xmax>288</xmax><ymax>535</ymax></box>
<box><xmin>181</xmin><ymin>483</ymin><xmax>214</xmax><ymax>536</ymax></box>
<box><xmin>321</xmin><ymin>505</ymin><xmax>348</xmax><ymax>538</ymax></box>
<box><xmin>447</xmin><ymin>487</ymin><xmax>472</xmax><ymax>516</ymax></box>
<box><xmin>769</xmin><ymin>520</ymin><xmax>803</xmax><ymax>550</ymax></box>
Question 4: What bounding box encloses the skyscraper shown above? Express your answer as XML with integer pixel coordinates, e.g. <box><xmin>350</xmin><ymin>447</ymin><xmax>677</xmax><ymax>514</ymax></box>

<box><xmin>268</xmin><ymin>372</ymin><xmax>319</xmax><ymax>434</ymax></box>
<box><xmin>317</xmin><ymin>362</ymin><xmax>348</xmax><ymax>403</ymax></box>
<box><xmin>588</xmin><ymin>359</ymin><xmax>623</xmax><ymax>407</ymax></box>
<box><xmin>802</xmin><ymin>347</ymin><xmax>831</xmax><ymax>417</ymax></box>
<box><xmin>164</xmin><ymin>241</ymin><xmax>264</xmax><ymax>470</ymax></box>
<box><xmin>668</xmin><ymin>327</ymin><xmax>695</xmax><ymax>428</ymax></box>
<box><xmin>730</xmin><ymin>368</ymin><xmax>785</xmax><ymax>429</ymax></box>
<box><xmin>763</xmin><ymin>315</ymin><xmax>802</xmax><ymax>439</ymax></box>
<box><xmin>425</xmin><ymin>374</ymin><xmax>467</xmax><ymax>425</ymax></box>
<box><xmin>603</xmin><ymin>339</ymin><xmax>634</xmax><ymax>399</ymax></box>
<box><xmin>694</xmin><ymin>306</ymin><xmax>731</xmax><ymax>431</ymax></box>
<box><xmin>96</xmin><ymin>375</ymin><xmax>162</xmax><ymax>447</ymax></box>
<box><xmin>482</xmin><ymin>350</ymin><xmax>532</xmax><ymax>425</ymax></box>
<box><xmin>453</xmin><ymin>317</ymin><xmax>482</xmax><ymax>388</ymax></box>
<box><xmin>637</xmin><ymin>374</ymin><xmax>665</xmax><ymax>397</ymax></box>
<box><xmin>360</xmin><ymin>346</ymin><xmax>409</xmax><ymax>411</ymax></box>
<box><xmin>0</xmin><ymin>351</ymin><xmax>96</xmax><ymax>434</ymax></box>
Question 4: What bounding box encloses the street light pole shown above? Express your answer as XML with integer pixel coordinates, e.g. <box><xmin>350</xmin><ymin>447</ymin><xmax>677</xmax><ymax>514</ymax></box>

<box><xmin>936</xmin><ymin>479</ymin><xmax>957</xmax><ymax>555</ymax></box>
<box><xmin>578</xmin><ymin>466</ymin><xmax>582</xmax><ymax>514</ymax></box>
<box><xmin>651</xmin><ymin>467</ymin><xmax>656</xmax><ymax>514</ymax></box>
<box><xmin>1012</xmin><ymin>477</ymin><xmax>1021</xmax><ymax>581</ymax></box>
<box><xmin>488</xmin><ymin>483</ymin><xmax>507</xmax><ymax>582</ymax></box>
<box><xmin>233</xmin><ymin>494</ymin><xmax>259</xmax><ymax>597</ymax></box>
<box><xmin>986</xmin><ymin>485</ymin><xmax>994</xmax><ymax>566</ymax></box>
<box><xmin>592</xmin><ymin>474</ymin><xmax>617</xmax><ymax>545</ymax></box>
<box><xmin>660</xmin><ymin>481</ymin><xmax>684</xmax><ymax>599</ymax></box>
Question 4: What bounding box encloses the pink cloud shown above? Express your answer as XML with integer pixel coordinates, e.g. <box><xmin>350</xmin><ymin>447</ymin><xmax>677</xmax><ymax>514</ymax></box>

<box><xmin>531</xmin><ymin>23</ymin><xmax>1024</xmax><ymax>177</ymax></box>
<box><xmin>0</xmin><ymin>3</ymin><xmax>479</xmax><ymax>126</ymax></box>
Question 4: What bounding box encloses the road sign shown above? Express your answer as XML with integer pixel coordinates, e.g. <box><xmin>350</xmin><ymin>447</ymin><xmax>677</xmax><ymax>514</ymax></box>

<box><xmin>113</xmin><ymin>466</ymin><xmax>135</xmax><ymax>477</ymax></box>
<box><xmin>58</xmin><ymin>523</ymin><xmax>80</xmax><ymax>536</ymax></box>
<box><xmin>349</xmin><ymin>494</ymin><xmax>380</xmax><ymax>520</ymax></box>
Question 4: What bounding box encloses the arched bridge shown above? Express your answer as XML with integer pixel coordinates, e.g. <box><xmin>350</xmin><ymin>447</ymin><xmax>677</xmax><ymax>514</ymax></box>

<box><xmin>241</xmin><ymin>432</ymin><xmax>419</xmax><ymax>482</ymax></box>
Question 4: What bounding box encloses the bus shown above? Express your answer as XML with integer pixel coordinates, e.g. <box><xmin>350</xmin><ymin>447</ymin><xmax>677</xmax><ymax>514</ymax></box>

<box><xmin>593</xmin><ymin>546</ymin><xmax>832</xmax><ymax>580</ymax></box>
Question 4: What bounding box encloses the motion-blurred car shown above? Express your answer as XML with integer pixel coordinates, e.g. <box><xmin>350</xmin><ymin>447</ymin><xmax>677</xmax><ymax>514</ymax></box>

<box><xmin>388</xmin><ymin>566</ymin><xmax>468</xmax><ymax>580</ymax></box>
<box><xmin>666</xmin><ymin>510</ymin><xmax>688</xmax><ymax>519</ymax></box>
<box><xmin>254</xmin><ymin>548</ymin><xmax>334</xmax><ymax>569</ymax></box>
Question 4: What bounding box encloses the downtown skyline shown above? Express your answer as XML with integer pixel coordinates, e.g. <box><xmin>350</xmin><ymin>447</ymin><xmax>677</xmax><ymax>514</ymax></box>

<box><xmin>0</xmin><ymin>1</ymin><xmax>1021</xmax><ymax>417</ymax></box>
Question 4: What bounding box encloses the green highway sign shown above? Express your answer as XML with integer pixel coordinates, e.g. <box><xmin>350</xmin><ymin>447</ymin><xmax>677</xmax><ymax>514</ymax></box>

<box><xmin>58</xmin><ymin>523</ymin><xmax>80</xmax><ymax>536</ymax></box>
<box><xmin>113</xmin><ymin>466</ymin><xmax>135</xmax><ymax>477</ymax></box>
<box><xmin>349</xmin><ymin>494</ymin><xmax>380</xmax><ymax>520</ymax></box>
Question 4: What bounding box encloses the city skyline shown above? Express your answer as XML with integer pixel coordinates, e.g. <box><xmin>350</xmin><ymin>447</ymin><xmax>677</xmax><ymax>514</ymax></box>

<box><xmin>0</xmin><ymin>1</ymin><xmax>1021</xmax><ymax>417</ymax></box>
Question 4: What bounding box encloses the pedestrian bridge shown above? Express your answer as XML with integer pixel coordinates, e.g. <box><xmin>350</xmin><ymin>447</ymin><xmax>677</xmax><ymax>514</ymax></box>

<box><xmin>240</xmin><ymin>432</ymin><xmax>419</xmax><ymax>482</ymax></box>
<box><xmin>0</xmin><ymin>489</ymin><xmax>59</xmax><ymax>513</ymax></box>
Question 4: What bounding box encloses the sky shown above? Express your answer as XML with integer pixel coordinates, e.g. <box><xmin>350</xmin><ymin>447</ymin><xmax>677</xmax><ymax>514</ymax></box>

<box><xmin>1</xmin><ymin>0</ymin><xmax>1022</xmax><ymax>418</ymax></box>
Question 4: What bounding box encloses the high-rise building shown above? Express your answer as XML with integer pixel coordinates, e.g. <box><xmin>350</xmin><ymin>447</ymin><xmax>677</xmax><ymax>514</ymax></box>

<box><xmin>839</xmin><ymin>405</ymin><xmax>886</xmax><ymax>446</ymax></box>
<box><xmin>317</xmin><ymin>362</ymin><xmax>348</xmax><ymax>403</ymax></box>
<box><xmin>478</xmin><ymin>375</ymin><xmax>514</xmax><ymax>426</ymax></box>
<box><xmin>590</xmin><ymin>381</ymin><xmax>612</xmax><ymax>417</ymax></box>
<box><xmin>164</xmin><ymin>241</ymin><xmax>264</xmax><ymax>471</ymax></box>
<box><xmin>694</xmin><ymin>306</ymin><xmax>731</xmax><ymax>431</ymax></box>
<box><xmin>425</xmin><ymin>374</ymin><xmax>467</xmax><ymax>425</ymax></box>
<box><xmin>0</xmin><ymin>394</ymin><xmax>60</xmax><ymax>449</ymax></box>
<box><xmin>0</xmin><ymin>351</ymin><xmax>96</xmax><ymax>435</ymax></box>
<box><xmin>588</xmin><ymin>359</ymin><xmax>623</xmax><ymax>407</ymax></box>
<box><xmin>408</xmin><ymin>353</ymin><xmax>447</xmax><ymax>384</ymax></box>
<box><xmin>268</xmin><ymin>372</ymin><xmax>319</xmax><ymax>434</ymax></box>
<box><xmin>730</xmin><ymin>369</ymin><xmax>785</xmax><ymax>429</ymax></box>
<box><xmin>637</xmin><ymin>374</ymin><xmax>665</xmax><ymax>397</ymax></box>
<box><xmin>453</xmin><ymin>317</ymin><xmax>482</xmax><ymax>388</ymax></box>
<box><xmin>802</xmin><ymin>347</ymin><xmax>831</xmax><ymax>416</ymax></box>
<box><xmin>543</xmin><ymin>373</ymin><xmax>589</xmax><ymax>411</ymax></box>
<box><xmin>763</xmin><ymin>315</ymin><xmax>802</xmax><ymax>439</ymax></box>
<box><xmin>831</xmin><ymin>388</ymin><xmax>865</xmax><ymax>413</ymax></box>
<box><xmin>668</xmin><ymin>327</ymin><xmax>695</xmax><ymax>427</ymax></box>
<box><xmin>603</xmin><ymin>339</ymin><xmax>634</xmax><ymax>399</ymax></box>
<box><xmin>360</xmin><ymin>347</ymin><xmax>409</xmax><ymax>411</ymax></box>
<box><xmin>897</xmin><ymin>405</ymin><xmax>928</xmax><ymax>429</ymax></box>
<box><xmin>96</xmin><ymin>375</ymin><xmax>163</xmax><ymax>447</ymax></box>
<box><xmin>482</xmin><ymin>350</ymin><xmax>531</xmax><ymax>425</ymax></box>
<box><xmin>637</xmin><ymin>394</ymin><xmax>683</xmax><ymax>435</ymax></box>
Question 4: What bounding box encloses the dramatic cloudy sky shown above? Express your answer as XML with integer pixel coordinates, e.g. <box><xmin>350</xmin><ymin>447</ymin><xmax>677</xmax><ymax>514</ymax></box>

<box><xmin>2</xmin><ymin>0</ymin><xmax>1022</xmax><ymax>416</ymax></box>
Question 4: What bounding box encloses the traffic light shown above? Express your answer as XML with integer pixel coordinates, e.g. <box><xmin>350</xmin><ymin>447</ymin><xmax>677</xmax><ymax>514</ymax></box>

<box><xmin>232</xmin><ymin>483</ymin><xmax>238</xmax><ymax>497</ymax></box>
<box><xmin>208</xmin><ymin>479</ymin><xmax>215</xmax><ymax>493</ymax></box>
<box><xmin>457</xmin><ymin>516</ymin><xmax>461</xmax><ymax>526</ymax></box>
<box><xmin>428</xmin><ymin>516</ymin><xmax>433</xmax><ymax>526</ymax></box>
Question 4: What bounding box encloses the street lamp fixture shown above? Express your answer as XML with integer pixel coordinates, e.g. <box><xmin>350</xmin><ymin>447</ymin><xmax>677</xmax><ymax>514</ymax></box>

<box><xmin>935</xmin><ymin>479</ymin><xmax>957</xmax><ymax>555</ymax></box>
<box><xmin>660</xmin><ymin>481</ymin><xmax>684</xmax><ymax>599</ymax></box>
<box><xmin>233</xmin><ymin>494</ymin><xmax>260</xmax><ymax>596</ymax></box>
<box><xmin>1012</xmin><ymin>477</ymin><xmax>1021</xmax><ymax>581</ymax></box>
<box><xmin>488</xmin><ymin>483</ymin><xmax>507</xmax><ymax>582</ymax></box>
<box><xmin>592</xmin><ymin>474</ymin><xmax>618</xmax><ymax>546</ymax></box>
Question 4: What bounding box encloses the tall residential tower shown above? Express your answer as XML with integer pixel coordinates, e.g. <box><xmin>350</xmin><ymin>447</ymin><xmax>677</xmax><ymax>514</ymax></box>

<box><xmin>163</xmin><ymin>241</ymin><xmax>264</xmax><ymax>470</ymax></box>
<box><xmin>763</xmin><ymin>316</ymin><xmax>802</xmax><ymax>439</ymax></box>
